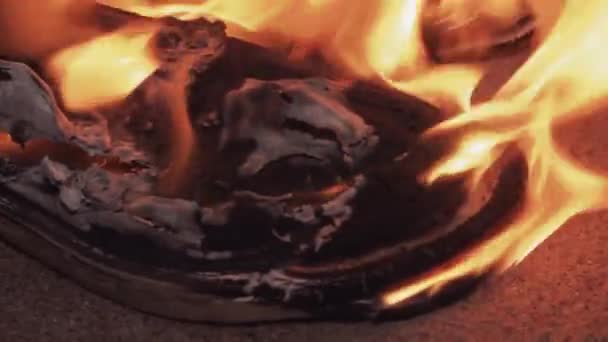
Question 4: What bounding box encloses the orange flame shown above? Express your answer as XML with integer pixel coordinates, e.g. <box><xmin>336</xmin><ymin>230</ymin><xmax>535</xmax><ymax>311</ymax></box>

<box><xmin>101</xmin><ymin>0</ymin><xmax>430</xmax><ymax>78</ymax></box>
<box><xmin>47</xmin><ymin>24</ymin><xmax>160</xmax><ymax>111</ymax></box>
<box><xmin>384</xmin><ymin>0</ymin><xmax>608</xmax><ymax>306</ymax></box>
<box><xmin>38</xmin><ymin>2</ymin><xmax>193</xmax><ymax>193</ymax></box>
<box><xmin>0</xmin><ymin>0</ymin><xmax>100</xmax><ymax>60</ymax></box>
<box><xmin>36</xmin><ymin>0</ymin><xmax>608</xmax><ymax>307</ymax></box>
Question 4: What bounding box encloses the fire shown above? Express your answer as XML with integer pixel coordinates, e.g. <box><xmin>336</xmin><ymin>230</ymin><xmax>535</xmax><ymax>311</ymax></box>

<box><xmin>0</xmin><ymin>0</ymin><xmax>99</xmax><ymax>60</ymax></box>
<box><xmin>424</xmin><ymin>132</ymin><xmax>505</xmax><ymax>185</ymax></box>
<box><xmin>384</xmin><ymin>0</ymin><xmax>608</xmax><ymax>306</ymax></box>
<box><xmin>365</xmin><ymin>0</ymin><xmax>425</xmax><ymax>75</ymax></box>
<box><xmin>47</xmin><ymin>24</ymin><xmax>160</xmax><ymax>111</ymax></box>
<box><xmin>0</xmin><ymin>0</ymin><xmax>161</xmax><ymax>111</ymax></box>
<box><xmin>100</xmin><ymin>0</ymin><xmax>430</xmax><ymax>78</ymax></box>
<box><xmin>19</xmin><ymin>0</ymin><xmax>608</xmax><ymax>308</ymax></box>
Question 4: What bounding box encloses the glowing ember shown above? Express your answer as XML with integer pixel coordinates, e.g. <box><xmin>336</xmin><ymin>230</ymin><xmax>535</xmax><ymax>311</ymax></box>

<box><xmin>5</xmin><ymin>0</ymin><xmax>608</xmax><ymax>315</ymax></box>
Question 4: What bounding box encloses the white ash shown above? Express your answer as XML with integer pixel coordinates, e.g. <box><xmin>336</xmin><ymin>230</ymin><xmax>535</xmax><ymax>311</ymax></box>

<box><xmin>38</xmin><ymin>157</ymin><xmax>152</xmax><ymax>213</ymax></box>
<box><xmin>0</xmin><ymin>60</ymin><xmax>74</xmax><ymax>145</ymax></box>
<box><xmin>0</xmin><ymin>60</ymin><xmax>113</xmax><ymax>154</ymax></box>
<box><xmin>4</xmin><ymin>155</ymin><xmax>210</xmax><ymax>252</ymax></box>
<box><xmin>220</xmin><ymin>78</ymin><xmax>379</xmax><ymax>177</ymax></box>
<box><xmin>199</xmin><ymin>175</ymin><xmax>367</xmax><ymax>253</ymax></box>
<box><xmin>200</xmin><ymin>269</ymin><xmax>324</xmax><ymax>303</ymax></box>
<box><xmin>40</xmin><ymin>156</ymin><xmax>71</xmax><ymax>185</ymax></box>
<box><xmin>313</xmin><ymin>175</ymin><xmax>365</xmax><ymax>251</ymax></box>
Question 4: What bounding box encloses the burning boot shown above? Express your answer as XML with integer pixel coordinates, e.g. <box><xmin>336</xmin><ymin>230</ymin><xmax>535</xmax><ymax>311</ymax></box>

<box><xmin>0</xmin><ymin>4</ymin><xmax>527</xmax><ymax>322</ymax></box>
<box><xmin>0</xmin><ymin>63</ymin><xmax>525</xmax><ymax>322</ymax></box>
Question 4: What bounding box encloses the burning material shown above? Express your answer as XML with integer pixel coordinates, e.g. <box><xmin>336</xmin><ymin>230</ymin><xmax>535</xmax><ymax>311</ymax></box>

<box><xmin>0</xmin><ymin>0</ymin><xmax>606</xmax><ymax>322</ymax></box>
<box><xmin>0</xmin><ymin>60</ymin><xmax>73</xmax><ymax>144</ymax></box>
<box><xmin>47</xmin><ymin>26</ymin><xmax>160</xmax><ymax>111</ymax></box>
<box><xmin>422</xmin><ymin>0</ymin><xmax>535</xmax><ymax>62</ymax></box>
<box><xmin>383</xmin><ymin>0</ymin><xmax>608</xmax><ymax>307</ymax></box>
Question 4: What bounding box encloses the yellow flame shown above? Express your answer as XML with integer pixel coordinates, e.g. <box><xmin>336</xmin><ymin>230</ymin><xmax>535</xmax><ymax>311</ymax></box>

<box><xmin>0</xmin><ymin>0</ymin><xmax>100</xmax><ymax>60</ymax></box>
<box><xmin>366</xmin><ymin>0</ymin><xmax>424</xmax><ymax>76</ymax></box>
<box><xmin>47</xmin><ymin>25</ymin><xmax>160</xmax><ymax>111</ymax></box>
<box><xmin>424</xmin><ymin>132</ymin><xmax>505</xmax><ymax>184</ymax></box>
<box><xmin>384</xmin><ymin>0</ymin><xmax>608</xmax><ymax>306</ymax></box>
<box><xmin>101</xmin><ymin>0</ymin><xmax>434</xmax><ymax>78</ymax></box>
